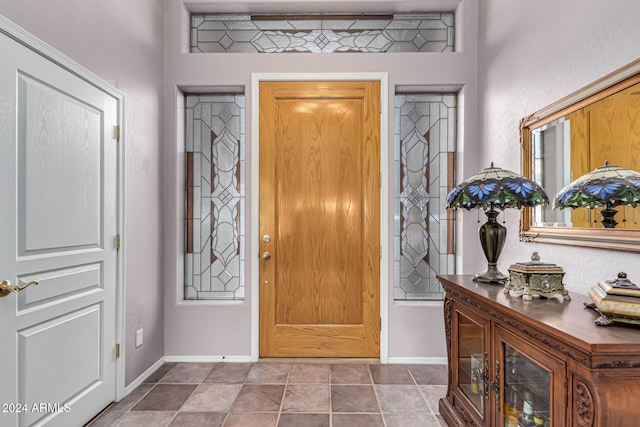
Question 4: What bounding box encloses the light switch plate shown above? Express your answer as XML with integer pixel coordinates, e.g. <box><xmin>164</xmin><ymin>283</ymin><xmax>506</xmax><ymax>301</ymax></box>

<box><xmin>136</xmin><ymin>329</ymin><xmax>143</xmax><ymax>348</ymax></box>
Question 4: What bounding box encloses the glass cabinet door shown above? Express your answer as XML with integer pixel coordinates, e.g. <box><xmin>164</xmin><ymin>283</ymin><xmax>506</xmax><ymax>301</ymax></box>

<box><xmin>503</xmin><ymin>344</ymin><xmax>550</xmax><ymax>427</ymax></box>
<box><xmin>497</xmin><ymin>326</ymin><xmax>565</xmax><ymax>427</ymax></box>
<box><xmin>456</xmin><ymin>309</ymin><xmax>487</xmax><ymax>415</ymax></box>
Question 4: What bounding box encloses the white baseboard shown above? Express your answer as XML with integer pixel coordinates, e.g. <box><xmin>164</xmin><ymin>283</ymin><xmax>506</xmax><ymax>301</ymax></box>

<box><xmin>164</xmin><ymin>355</ymin><xmax>254</xmax><ymax>363</ymax></box>
<box><xmin>387</xmin><ymin>357</ymin><xmax>447</xmax><ymax>365</ymax></box>
<box><xmin>123</xmin><ymin>356</ymin><xmax>166</xmax><ymax>398</ymax></box>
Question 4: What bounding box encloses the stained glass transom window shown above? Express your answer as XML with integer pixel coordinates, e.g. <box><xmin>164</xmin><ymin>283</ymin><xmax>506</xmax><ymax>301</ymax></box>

<box><xmin>394</xmin><ymin>94</ymin><xmax>456</xmax><ymax>300</ymax></box>
<box><xmin>185</xmin><ymin>94</ymin><xmax>245</xmax><ymax>300</ymax></box>
<box><xmin>191</xmin><ymin>13</ymin><xmax>454</xmax><ymax>53</ymax></box>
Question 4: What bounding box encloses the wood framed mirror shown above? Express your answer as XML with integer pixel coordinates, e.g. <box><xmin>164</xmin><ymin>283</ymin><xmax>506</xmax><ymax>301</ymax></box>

<box><xmin>520</xmin><ymin>58</ymin><xmax>640</xmax><ymax>252</ymax></box>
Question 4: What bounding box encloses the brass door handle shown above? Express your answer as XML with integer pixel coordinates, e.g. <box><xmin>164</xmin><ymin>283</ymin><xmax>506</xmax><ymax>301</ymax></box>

<box><xmin>0</xmin><ymin>280</ymin><xmax>38</xmax><ymax>297</ymax></box>
<box><xmin>262</xmin><ymin>252</ymin><xmax>271</xmax><ymax>260</ymax></box>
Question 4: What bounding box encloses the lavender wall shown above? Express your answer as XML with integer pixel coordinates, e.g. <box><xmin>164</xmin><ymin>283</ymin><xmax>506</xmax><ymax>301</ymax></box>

<box><xmin>163</xmin><ymin>0</ymin><xmax>478</xmax><ymax>361</ymax></box>
<box><xmin>8</xmin><ymin>0</ymin><xmax>631</xmax><ymax>380</ymax></box>
<box><xmin>477</xmin><ymin>0</ymin><xmax>640</xmax><ymax>293</ymax></box>
<box><xmin>0</xmin><ymin>0</ymin><xmax>166</xmax><ymax>385</ymax></box>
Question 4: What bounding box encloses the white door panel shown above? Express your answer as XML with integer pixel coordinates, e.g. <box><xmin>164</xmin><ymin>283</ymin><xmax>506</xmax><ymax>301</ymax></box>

<box><xmin>17</xmin><ymin>264</ymin><xmax>102</xmax><ymax>310</ymax></box>
<box><xmin>18</xmin><ymin>73</ymin><xmax>103</xmax><ymax>253</ymax></box>
<box><xmin>19</xmin><ymin>305</ymin><xmax>102</xmax><ymax>426</ymax></box>
<box><xmin>0</xmin><ymin>27</ymin><xmax>119</xmax><ymax>427</ymax></box>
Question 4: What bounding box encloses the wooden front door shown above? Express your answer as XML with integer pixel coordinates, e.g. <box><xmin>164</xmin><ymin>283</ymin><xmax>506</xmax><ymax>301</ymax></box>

<box><xmin>259</xmin><ymin>81</ymin><xmax>380</xmax><ymax>357</ymax></box>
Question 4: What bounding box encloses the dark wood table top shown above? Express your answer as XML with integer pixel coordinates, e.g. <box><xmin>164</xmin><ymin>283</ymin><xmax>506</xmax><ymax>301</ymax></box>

<box><xmin>437</xmin><ymin>274</ymin><xmax>640</xmax><ymax>357</ymax></box>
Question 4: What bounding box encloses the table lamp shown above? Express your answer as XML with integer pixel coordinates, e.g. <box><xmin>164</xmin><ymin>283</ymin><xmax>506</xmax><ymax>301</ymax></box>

<box><xmin>447</xmin><ymin>163</ymin><xmax>549</xmax><ymax>283</ymax></box>
<box><xmin>553</xmin><ymin>161</ymin><xmax>640</xmax><ymax>228</ymax></box>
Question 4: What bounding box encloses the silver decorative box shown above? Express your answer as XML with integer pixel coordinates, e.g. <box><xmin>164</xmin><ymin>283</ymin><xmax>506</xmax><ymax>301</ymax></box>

<box><xmin>504</xmin><ymin>252</ymin><xmax>570</xmax><ymax>301</ymax></box>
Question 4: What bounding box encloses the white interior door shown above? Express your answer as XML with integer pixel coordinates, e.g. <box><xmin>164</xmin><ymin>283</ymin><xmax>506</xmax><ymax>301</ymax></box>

<box><xmin>0</xmin><ymin>30</ymin><xmax>119</xmax><ymax>426</ymax></box>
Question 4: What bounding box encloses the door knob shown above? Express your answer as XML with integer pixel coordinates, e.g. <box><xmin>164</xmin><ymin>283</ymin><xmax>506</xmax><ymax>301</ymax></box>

<box><xmin>0</xmin><ymin>280</ymin><xmax>38</xmax><ymax>297</ymax></box>
<box><xmin>262</xmin><ymin>252</ymin><xmax>271</xmax><ymax>260</ymax></box>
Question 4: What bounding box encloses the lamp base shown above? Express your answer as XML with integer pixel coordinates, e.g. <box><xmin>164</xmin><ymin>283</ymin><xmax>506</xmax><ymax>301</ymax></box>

<box><xmin>476</xmin><ymin>208</ymin><xmax>507</xmax><ymax>285</ymax></box>
<box><xmin>474</xmin><ymin>267</ymin><xmax>508</xmax><ymax>284</ymax></box>
<box><xmin>600</xmin><ymin>207</ymin><xmax>618</xmax><ymax>228</ymax></box>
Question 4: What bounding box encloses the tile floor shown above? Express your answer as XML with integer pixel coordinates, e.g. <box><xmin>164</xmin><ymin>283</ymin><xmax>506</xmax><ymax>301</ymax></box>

<box><xmin>86</xmin><ymin>361</ymin><xmax>448</xmax><ymax>427</ymax></box>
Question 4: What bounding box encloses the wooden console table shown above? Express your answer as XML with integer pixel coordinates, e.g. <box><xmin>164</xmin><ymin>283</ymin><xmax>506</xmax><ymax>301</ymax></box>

<box><xmin>437</xmin><ymin>274</ymin><xmax>640</xmax><ymax>427</ymax></box>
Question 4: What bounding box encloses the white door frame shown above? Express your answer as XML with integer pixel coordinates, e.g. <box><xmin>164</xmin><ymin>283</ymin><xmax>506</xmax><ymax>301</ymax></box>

<box><xmin>0</xmin><ymin>16</ymin><xmax>127</xmax><ymax>401</ymax></box>
<box><xmin>250</xmin><ymin>72</ymin><xmax>389</xmax><ymax>363</ymax></box>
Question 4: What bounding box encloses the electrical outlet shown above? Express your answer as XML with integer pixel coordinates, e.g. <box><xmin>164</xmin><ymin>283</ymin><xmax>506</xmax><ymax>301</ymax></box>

<box><xmin>136</xmin><ymin>329</ymin><xmax>144</xmax><ymax>348</ymax></box>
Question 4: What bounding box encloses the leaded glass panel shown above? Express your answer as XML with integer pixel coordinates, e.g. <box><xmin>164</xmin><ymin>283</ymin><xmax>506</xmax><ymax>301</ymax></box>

<box><xmin>191</xmin><ymin>13</ymin><xmax>454</xmax><ymax>53</ymax></box>
<box><xmin>185</xmin><ymin>94</ymin><xmax>245</xmax><ymax>300</ymax></box>
<box><xmin>394</xmin><ymin>94</ymin><xmax>456</xmax><ymax>300</ymax></box>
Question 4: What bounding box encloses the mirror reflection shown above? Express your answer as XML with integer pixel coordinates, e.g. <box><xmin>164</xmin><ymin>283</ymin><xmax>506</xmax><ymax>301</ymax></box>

<box><xmin>520</xmin><ymin>59</ymin><xmax>640</xmax><ymax>252</ymax></box>
<box><xmin>529</xmin><ymin>80</ymin><xmax>640</xmax><ymax>229</ymax></box>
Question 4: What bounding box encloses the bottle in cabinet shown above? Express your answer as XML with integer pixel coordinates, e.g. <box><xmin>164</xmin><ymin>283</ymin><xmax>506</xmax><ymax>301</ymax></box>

<box><xmin>517</xmin><ymin>390</ymin><xmax>535</xmax><ymax>427</ymax></box>
<box><xmin>533</xmin><ymin>411</ymin><xmax>548</xmax><ymax>426</ymax></box>
<box><xmin>532</xmin><ymin>402</ymin><xmax>549</xmax><ymax>427</ymax></box>
<box><xmin>504</xmin><ymin>385</ymin><xmax>521</xmax><ymax>427</ymax></box>
<box><xmin>505</xmin><ymin>348</ymin><xmax>523</xmax><ymax>427</ymax></box>
<box><xmin>471</xmin><ymin>369</ymin><xmax>480</xmax><ymax>394</ymax></box>
<box><xmin>532</xmin><ymin>390</ymin><xmax>549</xmax><ymax>426</ymax></box>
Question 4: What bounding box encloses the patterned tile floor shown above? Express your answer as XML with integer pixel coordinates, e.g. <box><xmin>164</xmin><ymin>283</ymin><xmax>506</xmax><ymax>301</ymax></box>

<box><xmin>86</xmin><ymin>361</ymin><xmax>448</xmax><ymax>427</ymax></box>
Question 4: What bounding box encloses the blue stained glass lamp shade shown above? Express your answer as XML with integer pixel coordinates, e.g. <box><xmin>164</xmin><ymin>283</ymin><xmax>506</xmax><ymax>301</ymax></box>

<box><xmin>447</xmin><ymin>163</ymin><xmax>549</xmax><ymax>283</ymax></box>
<box><xmin>447</xmin><ymin>163</ymin><xmax>549</xmax><ymax>211</ymax></box>
<box><xmin>553</xmin><ymin>162</ymin><xmax>640</xmax><ymax>228</ymax></box>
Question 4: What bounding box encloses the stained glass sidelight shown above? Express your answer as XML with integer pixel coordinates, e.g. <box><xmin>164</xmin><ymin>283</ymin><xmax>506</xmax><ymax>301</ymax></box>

<box><xmin>394</xmin><ymin>94</ymin><xmax>456</xmax><ymax>300</ymax></box>
<box><xmin>185</xmin><ymin>94</ymin><xmax>245</xmax><ymax>300</ymax></box>
<box><xmin>191</xmin><ymin>13</ymin><xmax>454</xmax><ymax>53</ymax></box>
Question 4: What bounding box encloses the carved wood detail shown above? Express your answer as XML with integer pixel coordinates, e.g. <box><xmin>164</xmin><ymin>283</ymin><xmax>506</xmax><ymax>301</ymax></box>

<box><xmin>444</xmin><ymin>296</ymin><xmax>452</xmax><ymax>360</ymax></box>
<box><xmin>440</xmin><ymin>397</ymin><xmax>473</xmax><ymax>427</ymax></box>
<box><xmin>444</xmin><ymin>296</ymin><xmax>453</xmax><ymax>396</ymax></box>
<box><xmin>458</xmin><ymin>405</ymin><xmax>479</xmax><ymax>427</ymax></box>
<box><xmin>594</xmin><ymin>360</ymin><xmax>640</xmax><ymax>369</ymax></box>
<box><xmin>575</xmin><ymin>380</ymin><xmax>595</xmax><ymax>427</ymax></box>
